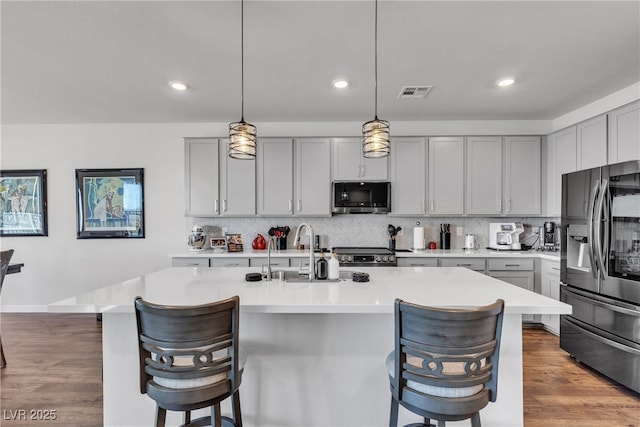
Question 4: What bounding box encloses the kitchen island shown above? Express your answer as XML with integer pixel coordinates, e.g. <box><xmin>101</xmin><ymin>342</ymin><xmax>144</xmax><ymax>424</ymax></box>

<box><xmin>50</xmin><ymin>266</ymin><xmax>570</xmax><ymax>427</ymax></box>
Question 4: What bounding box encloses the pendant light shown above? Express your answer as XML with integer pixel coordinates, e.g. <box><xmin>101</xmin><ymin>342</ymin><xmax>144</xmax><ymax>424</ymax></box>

<box><xmin>362</xmin><ymin>0</ymin><xmax>390</xmax><ymax>159</ymax></box>
<box><xmin>229</xmin><ymin>0</ymin><xmax>257</xmax><ymax>160</ymax></box>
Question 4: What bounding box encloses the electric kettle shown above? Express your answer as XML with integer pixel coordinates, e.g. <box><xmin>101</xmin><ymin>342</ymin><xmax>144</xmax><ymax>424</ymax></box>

<box><xmin>464</xmin><ymin>234</ymin><xmax>479</xmax><ymax>250</ymax></box>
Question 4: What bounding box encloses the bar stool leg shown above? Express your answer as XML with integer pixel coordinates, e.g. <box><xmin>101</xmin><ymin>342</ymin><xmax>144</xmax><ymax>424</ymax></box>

<box><xmin>0</xmin><ymin>337</ymin><xmax>6</xmax><ymax>368</ymax></box>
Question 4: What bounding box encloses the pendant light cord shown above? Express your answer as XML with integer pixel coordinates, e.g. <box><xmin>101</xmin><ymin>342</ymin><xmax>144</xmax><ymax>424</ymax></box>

<box><xmin>241</xmin><ymin>0</ymin><xmax>245</xmax><ymax>122</ymax></box>
<box><xmin>374</xmin><ymin>0</ymin><xmax>378</xmax><ymax>119</ymax></box>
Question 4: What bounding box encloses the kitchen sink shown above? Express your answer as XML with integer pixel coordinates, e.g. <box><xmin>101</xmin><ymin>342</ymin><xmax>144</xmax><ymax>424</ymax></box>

<box><xmin>265</xmin><ymin>269</ymin><xmax>354</xmax><ymax>282</ymax></box>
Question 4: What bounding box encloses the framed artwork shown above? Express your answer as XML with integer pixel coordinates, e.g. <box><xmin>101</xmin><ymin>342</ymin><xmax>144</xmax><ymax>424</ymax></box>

<box><xmin>76</xmin><ymin>168</ymin><xmax>145</xmax><ymax>239</ymax></box>
<box><xmin>0</xmin><ymin>169</ymin><xmax>48</xmax><ymax>236</ymax></box>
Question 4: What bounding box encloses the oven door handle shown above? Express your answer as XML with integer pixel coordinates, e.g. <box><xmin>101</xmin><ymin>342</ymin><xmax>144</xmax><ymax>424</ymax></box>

<box><xmin>587</xmin><ymin>179</ymin><xmax>600</xmax><ymax>281</ymax></box>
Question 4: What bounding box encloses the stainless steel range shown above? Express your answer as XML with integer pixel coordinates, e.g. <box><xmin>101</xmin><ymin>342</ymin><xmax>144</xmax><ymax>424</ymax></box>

<box><xmin>332</xmin><ymin>247</ymin><xmax>396</xmax><ymax>267</ymax></box>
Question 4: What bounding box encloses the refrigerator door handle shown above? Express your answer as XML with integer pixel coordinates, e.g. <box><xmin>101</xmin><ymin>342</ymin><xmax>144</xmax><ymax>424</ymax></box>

<box><xmin>600</xmin><ymin>179</ymin><xmax>610</xmax><ymax>278</ymax></box>
<box><xmin>587</xmin><ymin>179</ymin><xmax>600</xmax><ymax>281</ymax></box>
<box><xmin>594</xmin><ymin>179</ymin><xmax>608</xmax><ymax>280</ymax></box>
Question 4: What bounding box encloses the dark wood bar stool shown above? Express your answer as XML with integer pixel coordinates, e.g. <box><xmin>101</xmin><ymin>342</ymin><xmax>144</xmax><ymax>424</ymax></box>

<box><xmin>387</xmin><ymin>298</ymin><xmax>504</xmax><ymax>427</ymax></box>
<box><xmin>0</xmin><ymin>249</ymin><xmax>15</xmax><ymax>368</ymax></box>
<box><xmin>135</xmin><ymin>295</ymin><xmax>243</xmax><ymax>427</ymax></box>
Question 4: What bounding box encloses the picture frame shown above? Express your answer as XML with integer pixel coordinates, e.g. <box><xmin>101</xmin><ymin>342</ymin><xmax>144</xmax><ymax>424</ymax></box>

<box><xmin>0</xmin><ymin>169</ymin><xmax>48</xmax><ymax>236</ymax></box>
<box><xmin>75</xmin><ymin>168</ymin><xmax>145</xmax><ymax>239</ymax></box>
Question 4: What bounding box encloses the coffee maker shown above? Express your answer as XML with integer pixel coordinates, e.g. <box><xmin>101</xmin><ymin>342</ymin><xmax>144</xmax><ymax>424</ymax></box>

<box><xmin>542</xmin><ymin>221</ymin><xmax>557</xmax><ymax>250</ymax></box>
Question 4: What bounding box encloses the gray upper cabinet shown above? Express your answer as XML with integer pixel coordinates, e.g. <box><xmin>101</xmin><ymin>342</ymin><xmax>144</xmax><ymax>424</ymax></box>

<box><xmin>428</xmin><ymin>137</ymin><xmax>465</xmax><ymax>215</ymax></box>
<box><xmin>390</xmin><ymin>137</ymin><xmax>427</xmax><ymax>215</ymax></box>
<box><xmin>546</xmin><ymin>127</ymin><xmax>577</xmax><ymax>216</ymax></box>
<box><xmin>576</xmin><ymin>114</ymin><xmax>607</xmax><ymax>170</ymax></box>
<box><xmin>294</xmin><ymin>138</ymin><xmax>332</xmax><ymax>216</ymax></box>
<box><xmin>466</xmin><ymin>136</ymin><xmax>502</xmax><ymax>215</ymax></box>
<box><xmin>184</xmin><ymin>138</ymin><xmax>256</xmax><ymax>217</ymax></box>
<box><xmin>257</xmin><ymin>138</ymin><xmax>294</xmax><ymax>216</ymax></box>
<box><xmin>219</xmin><ymin>138</ymin><xmax>256</xmax><ymax>216</ymax></box>
<box><xmin>185</xmin><ymin>138</ymin><xmax>219</xmax><ymax>216</ymax></box>
<box><xmin>332</xmin><ymin>138</ymin><xmax>388</xmax><ymax>181</ymax></box>
<box><xmin>466</xmin><ymin>136</ymin><xmax>540</xmax><ymax>215</ymax></box>
<box><xmin>608</xmin><ymin>101</ymin><xmax>640</xmax><ymax>164</ymax></box>
<box><xmin>504</xmin><ymin>136</ymin><xmax>540</xmax><ymax>215</ymax></box>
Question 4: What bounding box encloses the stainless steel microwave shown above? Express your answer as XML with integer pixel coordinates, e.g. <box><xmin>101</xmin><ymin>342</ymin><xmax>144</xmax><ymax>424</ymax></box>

<box><xmin>332</xmin><ymin>181</ymin><xmax>391</xmax><ymax>214</ymax></box>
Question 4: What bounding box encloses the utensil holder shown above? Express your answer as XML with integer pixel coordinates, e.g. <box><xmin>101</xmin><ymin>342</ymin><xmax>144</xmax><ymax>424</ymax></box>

<box><xmin>440</xmin><ymin>232</ymin><xmax>451</xmax><ymax>250</ymax></box>
<box><xmin>276</xmin><ymin>237</ymin><xmax>287</xmax><ymax>250</ymax></box>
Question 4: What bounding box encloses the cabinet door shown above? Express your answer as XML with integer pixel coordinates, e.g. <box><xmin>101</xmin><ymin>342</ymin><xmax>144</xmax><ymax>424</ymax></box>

<box><xmin>184</xmin><ymin>138</ymin><xmax>219</xmax><ymax>216</ymax></box>
<box><xmin>550</xmin><ymin>127</ymin><xmax>577</xmax><ymax>214</ymax></box>
<box><xmin>608</xmin><ymin>101</ymin><xmax>640</xmax><ymax>164</ymax></box>
<box><xmin>219</xmin><ymin>139</ymin><xmax>256</xmax><ymax>216</ymax></box>
<box><xmin>577</xmin><ymin>115</ymin><xmax>607</xmax><ymax>170</ymax></box>
<box><xmin>541</xmin><ymin>260</ymin><xmax>561</xmax><ymax>334</ymax></box>
<box><xmin>257</xmin><ymin>138</ymin><xmax>294</xmax><ymax>216</ymax></box>
<box><xmin>397</xmin><ymin>258</ymin><xmax>438</xmax><ymax>267</ymax></box>
<box><xmin>466</xmin><ymin>137</ymin><xmax>502</xmax><ymax>214</ymax></box>
<box><xmin>504</xmin><ymin>136</ymin><xmax>540</xmax><ymax>215</ymax></box>
<box><xmin>390</xmin><ymin>137</ymin><xmax>426</xmax><ymax>215</ymax></box>
<box><xmin>332</xmin><ymin>138</ymin><xmax>388</xmax><ymax>180</ymax></box>
<box><xmin>489</xmin><ymin>271</ymin><xmax>535</xmax><ymax>321</ymax></box>
<box><xmin>428</xmin><ymin>137</ymin><xmax>464</xmax><ymax>215</ymax></box>
<box><xmin>172</xmin><ymin>258</ymin><xmax>210</xmax><ymax>267</ymax></box>
<box><xmin>332</xmin><ymin>138</ymin><xmax>364</xmax><ymax>180</ymax></box>
<box><xmin>295</xmin><ymin>138</ymin><xmax>331</xmax><ymax>216</ymax></box>
<box><xmin>545</xmin><ymin>135</ymin><xmax>560</xmax><ymax>216</ymax></box>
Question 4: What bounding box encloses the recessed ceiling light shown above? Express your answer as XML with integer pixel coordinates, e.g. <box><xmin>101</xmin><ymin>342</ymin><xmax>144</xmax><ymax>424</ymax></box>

<box><xmin>496</xmin><ymin>78</ymin><xmax>515</xmax><ymax>87</ymax></box>
<box><xmin>332</xmin><ymin>79</ymin><xmax>349</xmax><ymax>89</ymax></box>
<box><xmin>170</xmin><ymin>81</ymin><xmax>189</xmax><ymax>91</ymax></box>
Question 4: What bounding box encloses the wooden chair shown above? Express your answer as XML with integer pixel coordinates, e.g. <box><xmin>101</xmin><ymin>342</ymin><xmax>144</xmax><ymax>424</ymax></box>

<box><xmin>0</xmin><ymin>249</ymin><xmax>15</xmax><ymax>368</ymax></box>
<box><xmin>387</xmin><ymin>298</ymin><xmax>505</xmax><ymax>427</ymax></box>
<box><xmin>135</xmin><ymin>295</ymin><xmax>243</xmax><ymax>427</ymax></box>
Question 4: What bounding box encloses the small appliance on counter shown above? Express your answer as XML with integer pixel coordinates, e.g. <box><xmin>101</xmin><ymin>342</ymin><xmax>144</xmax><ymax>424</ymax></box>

<box><xmin>187</xmin><ymin>225</ymin><xmax>207</xmax><ymax>251</ymax></box>
<box><xmin>540</xmin><ymin>221</ymin><xmax>558</xmax><ymax>251</ymax></box>
<box><xmin>488</xmin><ymin>222</ymin><xmax>524</xmax><ymax>250</ymax></box>
<box><xmin>463</xmin><ymin>234</ymin><xmax>479</xmax><ymax>250</ymax></box>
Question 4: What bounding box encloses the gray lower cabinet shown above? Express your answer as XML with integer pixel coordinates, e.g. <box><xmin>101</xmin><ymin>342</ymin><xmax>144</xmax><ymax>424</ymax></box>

<box><xmin>172</xmin><ymin>258</ymin><xmax>210</xmax><ymax>267</ymax></box>
<box><xmin>210</xmin><ymin>258</ymin><xmax>250</xmax><ymax>267</ymax></box>
<box><xmin>249</xmin><ymin>258</ymin><xmax>290</xmax><ymax>268</ymax></box>
<box><xmin>397</xmin><ymin>258</ymin><xmax>438</xmax><ymax>267</ymax></box>
<box><xmin>540</xmin><ymin>259</ymin><xmax>561</xmax><ymax>334</ymax></box>
<box><xmin>487</xmin><ymin>258</ymin><xmax>535</xmax><ymax>322</ymax></box>
<box><xmin>439</xmin><ymin>258</ymin><xmax>486</xmax><ymax>272</ymax></box>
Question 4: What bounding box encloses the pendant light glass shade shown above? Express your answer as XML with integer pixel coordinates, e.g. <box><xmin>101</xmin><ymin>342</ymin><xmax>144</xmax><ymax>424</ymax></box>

<box><xmin>362</xmin><ymin>0</ymin><xmax>390</xmax><ymax>159</ymax></box>
<box><xmin>229</xmin><ymin>119</ymin><xmax>257</xmax><ymax>159</ymax></box>
<box><xmin>228</xmin><ymin>0</ymin><xmax>256</xmax><ymax>160</ymax></box>
<box><xmin>362</xmin><ymin>116</ymin><xmax>390</xmax><ymax>158</ymax></box>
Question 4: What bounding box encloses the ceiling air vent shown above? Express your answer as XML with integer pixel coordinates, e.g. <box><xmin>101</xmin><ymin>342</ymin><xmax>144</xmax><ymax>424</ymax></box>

<box><xmin>398</xmin><ymin>86</ymin><xmax>433</xmax><ymax>99</ymax></box>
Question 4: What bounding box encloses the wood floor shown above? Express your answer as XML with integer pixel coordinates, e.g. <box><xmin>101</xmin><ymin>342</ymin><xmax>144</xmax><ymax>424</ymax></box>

<box><xmin>0</xmin><ymin>314</ymin><xmax>638</xmax><ymax>426</ymax></box>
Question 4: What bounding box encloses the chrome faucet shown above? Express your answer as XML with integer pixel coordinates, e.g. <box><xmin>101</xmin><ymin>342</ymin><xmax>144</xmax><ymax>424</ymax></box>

<box><xmin>264</xmin><ymin>236</ymin><xmax>275</xmax><ymax>281</ymax></box>
<box><xmin>293</xmin><ymin>223</ymin><xmax>315</xmax><ymax>280</ymax></box>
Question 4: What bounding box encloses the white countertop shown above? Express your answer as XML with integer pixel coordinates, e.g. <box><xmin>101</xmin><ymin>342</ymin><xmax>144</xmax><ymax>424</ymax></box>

<box><xmin>170</xmin><ymin>248</ymin><xmax>561</xmax><ymax>261</ymax></box>
<box><xmin>49</xmin><ymin>266</ymin><xmax>570</xmax><ymax>316</ymax></box>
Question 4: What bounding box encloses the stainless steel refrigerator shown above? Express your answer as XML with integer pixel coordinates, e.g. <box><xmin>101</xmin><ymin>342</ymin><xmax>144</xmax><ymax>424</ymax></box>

<box><xmin>560</xmin><ymin>159</ymin><xmax>640</xmax><ymax>394</ymax></box>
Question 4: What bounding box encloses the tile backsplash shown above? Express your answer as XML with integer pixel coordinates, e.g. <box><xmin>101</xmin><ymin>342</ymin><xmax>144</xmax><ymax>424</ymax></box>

<box><xmin>187</xmin><ymin>215</ymin><xmax>560</xmax><ymax>251</ymax></box>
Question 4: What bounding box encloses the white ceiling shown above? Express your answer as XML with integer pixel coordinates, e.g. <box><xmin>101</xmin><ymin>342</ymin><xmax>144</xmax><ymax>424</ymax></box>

<box><xmin>1</xmin><ymin>1</ymin><xmax>639</xmax><ymax>125</ymax></box>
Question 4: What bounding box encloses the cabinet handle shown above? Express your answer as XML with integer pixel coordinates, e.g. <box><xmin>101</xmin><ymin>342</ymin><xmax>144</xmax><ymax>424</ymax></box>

<box><xmin>457</xmin><ymin>263</ymin><xmax>472</xmax><ymax>267</ymax></box>
<box><xmin>497</xmin><ymin>199</ymin><xmax>502</xmax><ymax>212</ymax></box>
<box><xmin>552</xmin><ymin>267</ymin><xmax>560</xmax><ymax>271</ymax></box>
<box><xmin>430</xmin><ymin>200</ymin><xmax>434</xmax><ymax>212</ymax></box>
<box><xmin>288</xmin><ymin>200</ymin><xmax>293</xmax><ymax>213</ymax></box>
<box><xmin>223</xmin><ymin>199</ymin><xmax>227</xmax><ymax>212</ymax></box>
<box><xmin>422</xmin><ymin>200</ymin><xmax>426</xmax><ymax>213</ymax></box>
<box><xmin>297</xmin><ymin>200</ymin><xmax>301</xmax><ymax>212</ymax></box>
<box><xmin>505</xmin><ymin>264</ymin><xmax>521</xmax><ymax>267</ymax></box>
<box><xmin>507</xmin><ymin>199</ymin><xmax>512</xmax><ymax>212</ymax></box>
<box><xmin>215</xmin><ymin>199</ymin><xmax>219</xmax><ymax>213</ymax></box>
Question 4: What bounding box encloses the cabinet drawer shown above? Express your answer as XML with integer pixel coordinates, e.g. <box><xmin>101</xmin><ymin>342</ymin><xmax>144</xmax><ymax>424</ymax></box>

<box><xmin>249</xmin><ymin>258</ymin><xmax>290</xmax><ymax>268</ymax></box>
<box><xmin>439</xmin><ymin>258</ymin><xmax>485</xmax><ymax>271</ymax></box>
<box><xmin>397</xmin><ymin>258</ymin><xmax>438</xmax><ymax>267</ymax></box>
<box><xmin>210</xmin><ymin>258</ymin><xmax>250</xmax><ymax>267</ymax></box>
<box><xmin>172</xmin><ymin>258</ymin><xmax>210</xmax><ymax>267</ymax></box>
<box><xmin>488</xmin><ymin>258</ymin><xmax>534</xmax><ymax>271</ymax></box>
